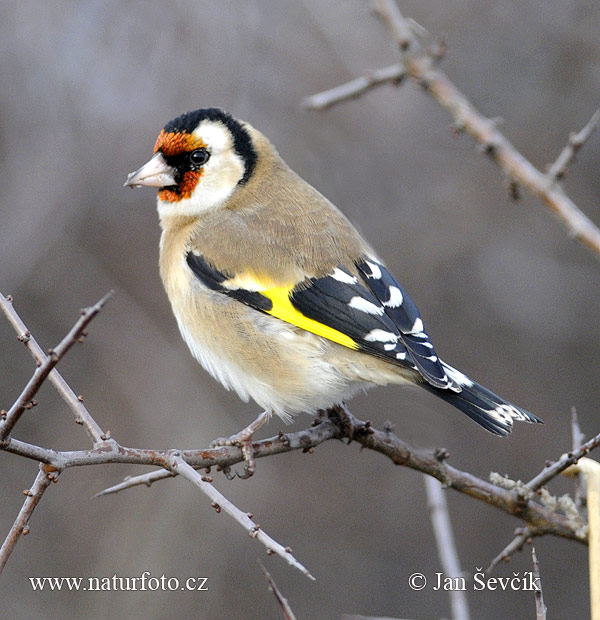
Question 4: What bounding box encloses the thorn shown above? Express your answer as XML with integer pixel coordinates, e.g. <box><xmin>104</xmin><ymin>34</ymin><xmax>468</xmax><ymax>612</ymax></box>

<box><xmin>481</xmin><ymin>142</ymin><xmax>497</xmax><ymax>157</ymax></box>
<box><xmin>508</xmin><ymin>179</ymin><xmax>521</xmax><ymax>201</ymax></box>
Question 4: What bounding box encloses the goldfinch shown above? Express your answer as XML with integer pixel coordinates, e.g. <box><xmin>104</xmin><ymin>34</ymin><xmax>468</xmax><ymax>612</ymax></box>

<box><xmin>125</xmin><ymin>108</ymin><xmax>542</xmax><ymax>470</ymax></box>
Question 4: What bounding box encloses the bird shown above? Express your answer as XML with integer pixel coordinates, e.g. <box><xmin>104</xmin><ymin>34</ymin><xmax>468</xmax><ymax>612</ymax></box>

<box><xmin>125</xmin><ymin>107</ymin><xmax>542</xmax><ymax>473</ymax></box>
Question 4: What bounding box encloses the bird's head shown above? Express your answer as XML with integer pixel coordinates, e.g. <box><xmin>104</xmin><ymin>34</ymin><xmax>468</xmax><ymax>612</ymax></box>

<box><xmin>125</xmin><ymin>108</ymin><xmax>258</xmax><ymax>218</ymax></box>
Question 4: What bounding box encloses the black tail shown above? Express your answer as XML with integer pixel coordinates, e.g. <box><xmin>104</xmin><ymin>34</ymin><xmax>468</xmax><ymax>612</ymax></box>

<box><xmin>421</xmin><ymin>362</ymin><xmax>543</xmax><ymax>436</ymax></box>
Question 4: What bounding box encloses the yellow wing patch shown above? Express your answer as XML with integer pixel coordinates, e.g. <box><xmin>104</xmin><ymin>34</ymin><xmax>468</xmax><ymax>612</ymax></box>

<box><xmin>261</xmin><ymin>287</ymin><xmax>359</xmax><ymax>351</ymax></box>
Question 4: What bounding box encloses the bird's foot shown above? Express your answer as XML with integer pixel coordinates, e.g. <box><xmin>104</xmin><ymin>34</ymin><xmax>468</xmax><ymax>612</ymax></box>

<box><xmin>211</xmin><ymin>410</ymin><xmax>272</xmax><ymax>478</ymax></box>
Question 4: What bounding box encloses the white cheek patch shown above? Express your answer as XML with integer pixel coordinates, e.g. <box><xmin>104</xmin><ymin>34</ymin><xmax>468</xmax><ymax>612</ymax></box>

<box><xmin>193</xmin><ymin>121</ymin><xmax>231</xmax><ymax>152</ymax></box>
<box><xmin>157</xmin><ymin>121</ymin><xmax>245</xmax><ymax>220</ymax></box>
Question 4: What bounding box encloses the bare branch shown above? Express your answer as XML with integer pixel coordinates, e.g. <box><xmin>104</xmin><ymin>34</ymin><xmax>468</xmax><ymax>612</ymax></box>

<box><xmin>303</xmin><ymin>64</ymin><xmax>405</xmax><ymax>110</ymax></box>
<box><xmin>531</xmin><ymin>547</ymin><xmax>547</xmax><ymax>620</ymax></box>
<box><xmin>94</xmin><ymin>469</ymin><xmax>175</xmax><ymax>496</ymax></box>
<box><xmin>3</xmin><ymin>412</ymin><xmax>584</xmax><ymax>545</ymax></box>
<box><xmin>0</xmin><ymin>292</ymin><xmax>112</xmax><ymax>441</ymax></box>
<box><xmin>370</xmin><ymin>1</ymin><xmax>600</xmax><ymax>259</ymax></box>
<box><xmin>371</xmin><ymin>0</ymin><xmax>413</xmax><ymax>50</ymax></box>
<box><xmin>342</xmin><ymin>409</ymin><xmax>588</xmax><ymax>544</ymax></box>
<box><xmin>260</xmin><ymin>563</ymin><xmax>298</xmax><ymax>620</ymax></box>
<box><xmin>168</xmin><ymin>455</ymin><xmax>314</xmax><ymax>580</ymax></box>
<box><xmin>424</xmin><ymin>475</ymin><xmax>470</xmax><ymax>620</ymax></box>
<box><xmin>0</xmin><ymin>465</ymin><xmax>58</xmax><ymax>573</ymax></box>
<box><xmin>526</xmin><ymin>429</ymin><xmax>600</xmax><ymax>491</ymax></box>
<box><xmin>1</xmin><ymin>295</ymin><xmax>595</xmax><ymax>580</ymax></box>
<box><xmin>304</xmin><ymin>2</ymin><xmax>600</xmax><ymax>260</ymax></box>
<box><xmin>547</xmin><ymin>109</ymin><xmax>600</xmax><ymax>180</ymax></box>
<box><xmin>486</xmin><ymin>527</ymin><xmax>533</xmax><ymax>574</ymax></box>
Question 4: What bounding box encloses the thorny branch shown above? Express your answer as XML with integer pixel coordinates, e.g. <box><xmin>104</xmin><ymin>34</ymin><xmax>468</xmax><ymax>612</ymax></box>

<box><xmin>303</xmin><ymin>0</ymin><xmax>600</xmax><ymax>260</ymax></box>
<box><xmin>531</xmin><ymin>547</ymin><xmax>547</xmax><ymax>620</ymax></box>
<box><xmin>0</xmin><ymin>292</ymin><xmax>107</xmax><ymax>443</ymax></box>
<box><xmin>487</xmin><ymin>406</ymin><xmax>596</xmax><ymax>573</ymax></box>
<box><xmin>1</xmin><ymin>293</ymin><xmax>598</xmax><ymax>581</ymax></box>
<box><xmin>261</xmin><ymin>564</ymin><xmax>298</xmax><ymax>620</ymax></box>
<box><xmin>0</xmin><ymin>466</ymin><xmax>57</xmax><ymax>573</ymax></box>
<box><xmin>0</xmin><ymin>294</ymin><xmax>313</xmax><ymax>578</ymax></box>
<box><xmin>0</xmin><ymin>291</ymin><xmax>113</xmax><ymax>441</ymax></box>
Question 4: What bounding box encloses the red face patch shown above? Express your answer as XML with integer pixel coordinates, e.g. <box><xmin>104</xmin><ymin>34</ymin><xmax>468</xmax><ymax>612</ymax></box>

<box><xmin>153</xmin><ymin>130</ymin><xmax>205</xmax><ymax>156</ymax></box>
<box><xmin>153</xmin><ymin>130</ymin><xmax>208</xmax><ymax>202</ymax></box>
<box><xmin>158</xmin><ymin>170</ymin><xmax>203</xmax><ymax>202</ymax></box>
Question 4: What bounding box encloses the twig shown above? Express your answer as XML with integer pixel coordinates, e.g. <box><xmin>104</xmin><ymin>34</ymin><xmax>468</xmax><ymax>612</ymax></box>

<box><xmin>486</xmin><ymin>527</ymin><xmax>533</xmax><ymax>574</ymax></box>
<box><xmin>547</xmin><ymin>109</ymin><xmax>600</xmax><ymax>180</ymax></box>
<box><xmin>168</xmin><ymin>455</ymin><xmax>314</xmax><ymax>580</ymax></box>
<box><xmin>94</xmin><ymin>469</ymin><xmax>175</xmax><ymax>496</ymax></box>
<box><xmin>1</xmin><ymin>296</ymin><xmax>596</xmax><ymax>578</ymax></box>
<box><xmin>305</xmin><ymin>1</ymin><xmax>600</xmax><ymax>259</ymax></box>
<box><xmin>0</xmin><ymin>292</ymin><xmax>112</xmax><ymax>441</ymax></box>
<box><xmin>370</xmin><ymin>0</ymin><xmax>600</xmax><ymax>260</ymax></box>
<box><xmin>0</xmin><ymin>293</ymin><xmax>105</xmax><ymax>442</ymax></box>
<box><xmin>260</xmin><ymin>563</ymin><xmax>298</xmax><ymax>620</ymax></box>
<box><xmin>24</xmin><ymin>412</ymin><xmax>584</xmax><ymax>545</ymax></box>
<box><xmin>303</xmin><ymin>64</ymin><xmax>405</xmax><ymax>110</ymax></box>
<box><xmin>0</xmin><ymin>466</ymin><xmax>57</xmax><ymax>573</ymax></box>
<box><xmin>526</xmin><ymin>429</ymin><xmax>600</xmax><ymax>491</ymax></box>
<box><xmin>531</xmin><ymin>547</ymin><xmax>547</xmax><ymax>620</ymax></box>
<box><xmin>424</xmin><ymin>475</ymin><xmax>470</xmax><ymax>620</ymax></box>
<box><xmin>371</xmin><ymin>0</ymin><xmax>412</xmax><ymax>50</ymax></box>
<box><xmin>88</xmin><ymin>411</ymin><xmax>590</xmax><ymax>544</ymax></box>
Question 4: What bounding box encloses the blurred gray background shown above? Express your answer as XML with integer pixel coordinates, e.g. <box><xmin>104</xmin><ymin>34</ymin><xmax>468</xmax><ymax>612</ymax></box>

<box><xmin>1</xmin><ymin>1</ymin><xmax>599</xmax><ymax>618</ymax></box>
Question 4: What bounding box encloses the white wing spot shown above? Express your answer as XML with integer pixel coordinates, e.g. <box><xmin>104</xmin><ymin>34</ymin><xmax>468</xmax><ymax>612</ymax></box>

<box><xmin>396</xmin><ymin>351</ymin><xmax>407</xmax><ymax>360</ymax></box>
<box><xmin>364</xmin><ymin>329</ymin><xmax>398</xmax><ymax>343</ymax></box>
<box><xmin>384</xmin><ymin>286</ymin><xmax>403</xmax><ymax>308</ymax></box>
<box><xmin>364</xmin><ymin>261</ymin><xmax>382</xmax><ymax>280</ymax></box>
<box><xmin>331</xmin><ymin>268</ymin><xmax>358</xmax><ymax>285</ymax></box>
<box><xmin>442</xmin><ymin>363</ymin><xmax>474</xmax><ymax>388</ymax></box>
<box><xmin>384</xmin><ymin>343</ymin><xmax>396</xmax><ymax>351</ymax></box>
<box><xmin>348</xmin><ymin>296</ymin><xmax>384</xmax><ymax>315</ymax></box>
<box><xmin>409</xmin><ymin>317</ymin><xmax>424</xmax><ymax>334</ymax></box>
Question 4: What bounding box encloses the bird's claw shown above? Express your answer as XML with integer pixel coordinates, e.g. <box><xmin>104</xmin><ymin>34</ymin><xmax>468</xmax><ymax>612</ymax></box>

<box><xmin>211</xmin><ymin>431</ymin><xmax>256</xmax><ymax>478</ymax></box>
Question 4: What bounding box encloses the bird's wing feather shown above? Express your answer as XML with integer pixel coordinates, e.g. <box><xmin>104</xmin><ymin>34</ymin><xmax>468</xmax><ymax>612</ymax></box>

<box><xmin>186</xmin><ymin>252</ymin><xmax>459</xmax><ymax>389</ymax></box>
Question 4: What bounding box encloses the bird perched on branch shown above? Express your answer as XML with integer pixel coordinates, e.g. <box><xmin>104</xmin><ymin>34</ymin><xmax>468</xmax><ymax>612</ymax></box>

<box><xmin>125</xmin><ymin>107</ymin><xmax>542</xmax><ymax>474</ymax></box>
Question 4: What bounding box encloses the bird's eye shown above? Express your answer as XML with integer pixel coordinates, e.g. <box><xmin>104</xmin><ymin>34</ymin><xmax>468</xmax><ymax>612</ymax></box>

<box><xmin>189</xmin><ymin>148</ymin><xmax>210</xmax><ymax>166</ymax></box>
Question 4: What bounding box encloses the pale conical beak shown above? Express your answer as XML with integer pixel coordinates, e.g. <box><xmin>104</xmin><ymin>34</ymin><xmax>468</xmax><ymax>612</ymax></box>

<box><xmin>124</xmin><ymin>152</ymin><xmax>177</xmax><ymax>188</ymax></box>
